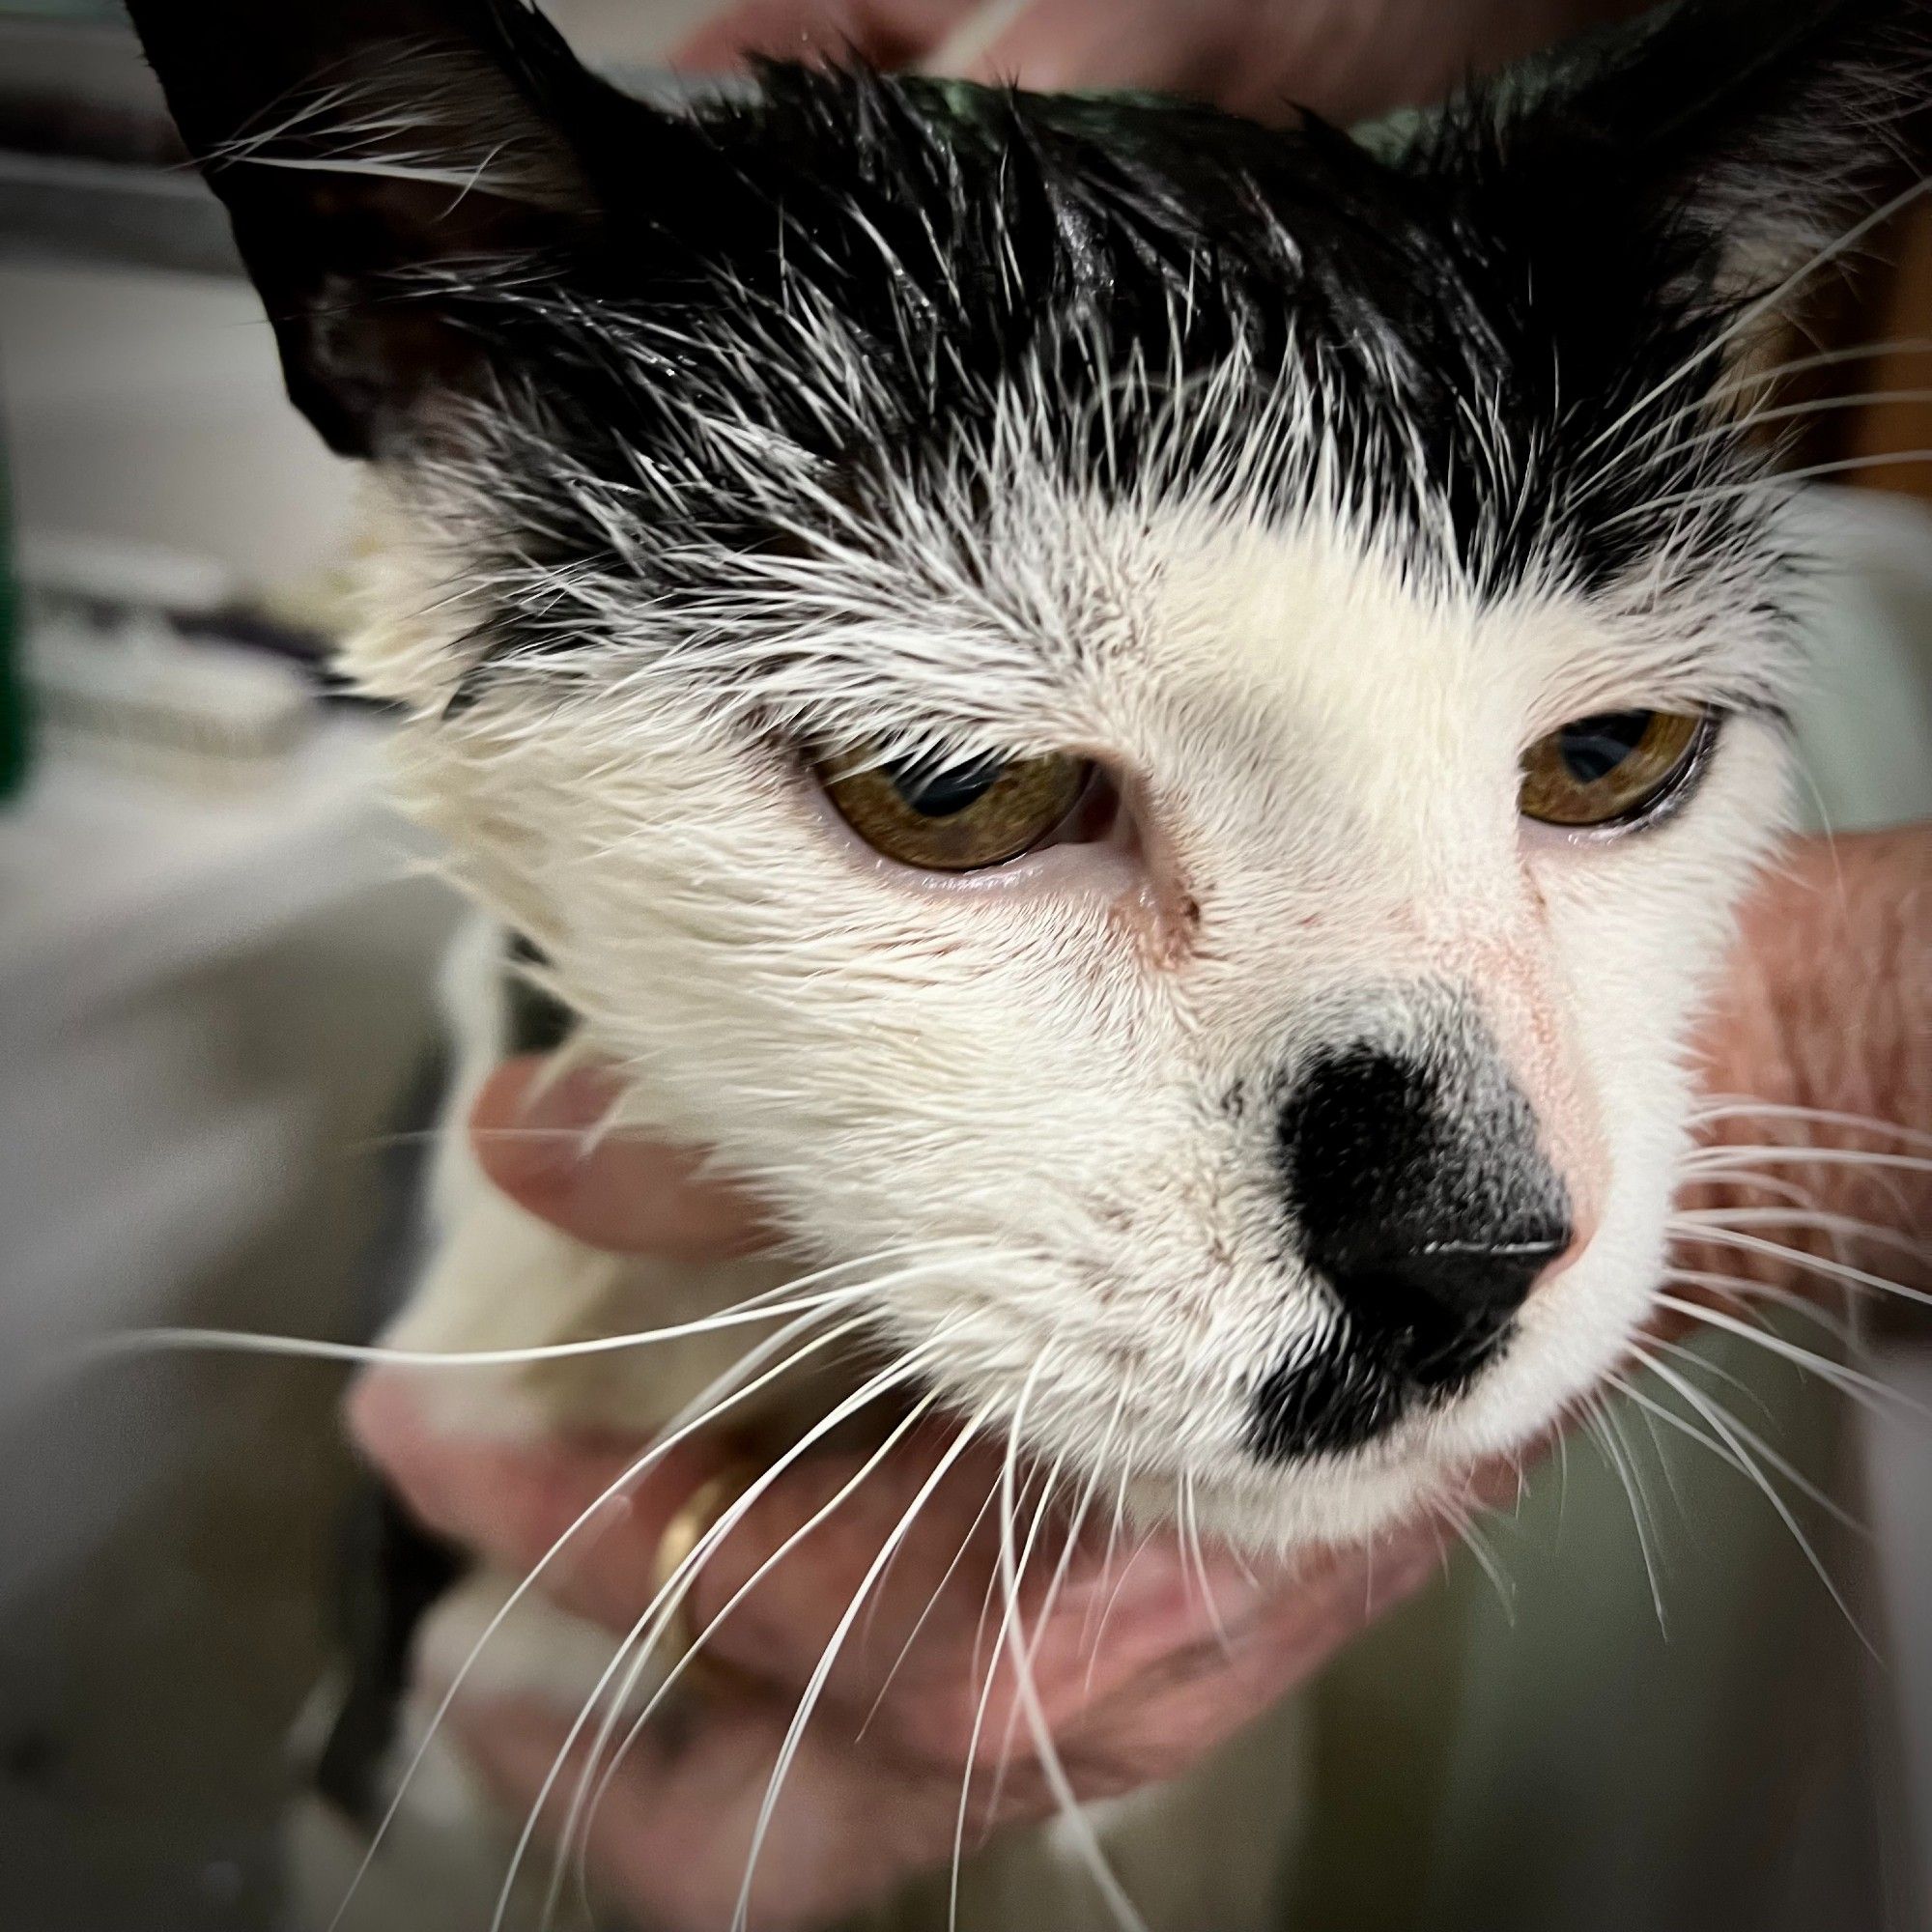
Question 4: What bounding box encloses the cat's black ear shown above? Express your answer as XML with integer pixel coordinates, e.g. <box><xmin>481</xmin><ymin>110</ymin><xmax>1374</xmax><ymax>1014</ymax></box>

<box><xmin>1476</xmin><ymin>0</ymin><xmax>1928</xmax><ymax>290</ymax></box>
<box><xmin>125</xmin><ymin>0</ymin><xmax>654</xmax><ymax>456</ymax></box>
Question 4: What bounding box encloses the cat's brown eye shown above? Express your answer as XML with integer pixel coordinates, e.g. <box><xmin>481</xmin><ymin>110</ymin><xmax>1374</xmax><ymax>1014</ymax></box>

<box><xmin>1519</xmin><ymin>708</ymin><xmax>1714</xmax><ymax>829</ymax></box>
<box><xmin>819</xmin><ymin>746</ymin><xmax>1093</xmax><ymax>871</ymax></box>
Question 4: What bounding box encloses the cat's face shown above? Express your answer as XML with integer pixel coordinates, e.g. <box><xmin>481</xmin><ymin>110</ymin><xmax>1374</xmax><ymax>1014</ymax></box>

<box><xmin>352</xmin><ymin>424</ymin><xmax>1791</xmax><ymax>1547</ymax></box>
<box><xmin>131</xmin><ymin>0</ymin><xmax>1922</xmax><ymax>1548</ymax></box>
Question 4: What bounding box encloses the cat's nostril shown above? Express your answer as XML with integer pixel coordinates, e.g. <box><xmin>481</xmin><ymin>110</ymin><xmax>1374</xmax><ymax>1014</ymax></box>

<box><xmin>1318</xmin><ymin>1227</ymin><xmax>1570</xmax><ymax>1373</ymax></box>
<box><xmin>1279</xmin><ymin>1037</ymin><xmax>1575</xmax><ymax>1384</ymax></box>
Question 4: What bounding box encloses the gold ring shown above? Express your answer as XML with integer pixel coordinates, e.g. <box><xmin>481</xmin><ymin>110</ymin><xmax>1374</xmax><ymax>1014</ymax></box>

<box><xmin>651</xmin><ymin>1455</ymin><xmax>765</xmax><ymax>1697</ymax></box>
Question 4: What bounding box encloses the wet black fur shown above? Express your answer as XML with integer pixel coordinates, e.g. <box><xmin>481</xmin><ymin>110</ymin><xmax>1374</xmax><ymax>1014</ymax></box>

<box><xmin>128</xmin><ymin>1</ymin><xmax>1929</xmax><ymax>689</ymax></box>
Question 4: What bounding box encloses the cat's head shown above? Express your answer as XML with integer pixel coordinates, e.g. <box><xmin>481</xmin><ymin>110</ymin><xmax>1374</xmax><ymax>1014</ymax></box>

<box><xmin>133</xmin><ymin>0</ymin><xmax>1926</xmax><ymax>1546</ymax></box>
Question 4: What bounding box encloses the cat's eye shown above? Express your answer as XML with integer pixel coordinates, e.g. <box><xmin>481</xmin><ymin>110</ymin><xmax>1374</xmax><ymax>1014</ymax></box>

<box><xmin>818</xmin><ymin>745</ymin><xmax>1094</xmax><ymax>871</ymax></box>
<box><xmin>1519</xmin><ymin>708</ymin><xmax>1714</xmax><ymax>829</ymax></box>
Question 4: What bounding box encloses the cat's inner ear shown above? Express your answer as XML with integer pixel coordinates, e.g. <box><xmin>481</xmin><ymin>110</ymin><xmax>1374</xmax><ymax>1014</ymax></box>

<box><xmin>126</xmin><ymin>0</ymin><xmax>628</xmax><ymax>457</ymax></box>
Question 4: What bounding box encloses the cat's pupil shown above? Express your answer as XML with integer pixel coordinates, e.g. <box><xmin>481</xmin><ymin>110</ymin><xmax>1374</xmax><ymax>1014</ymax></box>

<box><xmin>887</xmin><ymin>753</ymin><xmax>1007</xmax><ymax>818</ymax></box>
<box><xmin>1557</xmin><ymin>711</ymin><xmax>1652</xmax><ymax>784</ymax></box>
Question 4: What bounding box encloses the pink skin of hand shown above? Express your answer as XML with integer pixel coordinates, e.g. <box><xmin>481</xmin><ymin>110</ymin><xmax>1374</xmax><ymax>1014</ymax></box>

<box><xmin>671</xmin><ymin>0</ymin><xmax>1651</xmax><ymax>128</ymax></box>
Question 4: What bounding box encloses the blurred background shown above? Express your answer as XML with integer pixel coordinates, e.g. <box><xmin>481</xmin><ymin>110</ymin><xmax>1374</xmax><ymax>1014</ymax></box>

<box><xmin>0</xmin><ymin>4</ymin><xmax>1926</xmax><ymax>1930</ymax></box>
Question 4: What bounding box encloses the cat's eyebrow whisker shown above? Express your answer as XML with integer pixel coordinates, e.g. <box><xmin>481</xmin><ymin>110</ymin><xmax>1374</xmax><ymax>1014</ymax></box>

<box><xmin>1591</xmin><ymin>334</ymin><xmax>1932</xmax><ymax>477</ymax></box>
<box><xmin>325</xmin><ymin>1299</ymin><xmax>880</xmax><ymax>1932</ymax></box>
<box><xmin>1569</xmin><ymin>172</ymin><xmax>1932</xmax><ymax>471</ymax></box>
<box><xmin>1604</xmin><ymin>443</ymin><xmax>1932</xmax><ymax>530</ymax></box>
<box><xmin>1641</xmin><ymin>384</ymin><xmax>1932</xmax><ymax>469</ymax></box>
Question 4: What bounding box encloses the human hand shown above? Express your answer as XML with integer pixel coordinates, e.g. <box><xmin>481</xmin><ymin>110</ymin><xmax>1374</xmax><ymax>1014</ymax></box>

<box><xmin>672</xmin><ymin>0</ymin><xmax>1648</xmax><ymax>127</ymax></box>
<box><xmin>349</xmin><ymin>1056</ymin><xmax>1456</xmax><ymax>1932</ymax></box>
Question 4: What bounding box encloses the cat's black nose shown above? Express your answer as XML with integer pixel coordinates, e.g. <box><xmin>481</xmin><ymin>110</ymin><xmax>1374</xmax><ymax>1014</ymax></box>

<box><xmin>1314</xmin><ymin>1225</ymin><xmax>1569</xmax><ymax>1370</ymax></box>
<box><xmin>1255</xmin><ymin>1038</ymin><xmax>1573</xmax><ymax>1459</ymax></box>
<box><xmin>1284</xmin><ymin>1043</ymin><xmax>1572</xmax><ymax>1361</ymax></box>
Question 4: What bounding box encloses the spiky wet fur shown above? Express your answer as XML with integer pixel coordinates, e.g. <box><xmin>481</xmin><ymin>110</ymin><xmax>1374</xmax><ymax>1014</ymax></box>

<box><xmin>119</xmin><ymin>0</ymin><xmax>1930</xmax><ymax>1922</ymax></box>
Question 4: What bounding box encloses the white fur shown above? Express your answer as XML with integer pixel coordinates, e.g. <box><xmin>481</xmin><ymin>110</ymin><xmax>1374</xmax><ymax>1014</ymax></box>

<box><xmin>349</xmin><ymin>420</ymin><xmax>1794</xmax><ymax>1555</ymax></box>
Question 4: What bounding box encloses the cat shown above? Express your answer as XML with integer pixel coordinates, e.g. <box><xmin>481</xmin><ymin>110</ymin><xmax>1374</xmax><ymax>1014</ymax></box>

<box><xmin>126</xmin><ymin>1</ymin><xmax>1929</xmax><ymax>1925</ymax></box>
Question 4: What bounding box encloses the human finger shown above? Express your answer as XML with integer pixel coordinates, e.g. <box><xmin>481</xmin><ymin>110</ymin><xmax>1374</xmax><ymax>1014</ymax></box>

<box><xmin>675</xmin><ymin>0</ymin><xmax>978</xmax><ymax>72</ymax></box>
<box><xmin>346</xmin><ymin>1369</ymin><xmax>728</xmax><ymax>1631</ymax></box>
<box><xmin>469</xmin><ymin>1056</ymin><xmax>774</xmax><ymax>1261</ymax></box>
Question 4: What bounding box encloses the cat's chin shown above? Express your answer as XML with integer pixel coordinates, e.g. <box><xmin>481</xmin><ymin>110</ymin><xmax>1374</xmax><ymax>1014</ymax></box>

<box><xmin>1118</xmin><ymin>1437</ymin><xmax>1488</xmax><ymax>1558</ymax></box>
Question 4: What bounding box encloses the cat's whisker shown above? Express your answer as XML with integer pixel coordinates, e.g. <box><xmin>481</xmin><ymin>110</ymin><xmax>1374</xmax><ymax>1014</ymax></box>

<box><xmin>1580</xmin><ymin>1394</ymin><xmax>1666</xmax><ymax>1630</ymax></box>
<box><xmin>1687</xmin><ymin>1099</ymin><xmax>1932</xmax><ymax>1151</ymax></box>
<box><xmin>1678</xmin><ymin>1155</ymin><xmax>1918</xmax><ymax>1226</ymax></box>
<box><xmin>1618</xmin><ymin>1374</ymin><xmax>1691</xmax><ymax>1527</ymax></box>
<box><xmin>1674</xmin><ymin>1203</ymin><xmax>1927</xmax><ymax>1255</ymax></box>
<box><xmin>1179</xmin><ymin>1470</ymin><xmax>1234</xmax><ymax>1656</ymax></box>
<box><xmin>1443</xmin><ymin>1500</ymin><xmax>1516</xmax><ymax>1623</ymax></box>
<box><xmin>730</xmin><ymin>1405</ymin><xmax>995</xmax><ymax>1932</ymax></box>
<box><xmin>553</xmin><ymin>1373</ymin><xmax>954</xmax><ymax>1929</ymax></box>
<box><xmin>1616</xmin><ymin>1348</ymin><xmax>1872</xmax><ymax>1651</ymax></box>
<box><xmin>1676</xmin><ymin>1163</ymin><xmax>1822</xmax><ymax>1212</ymax></box>
<box><xmin>1663</xmin><ymin>1268</ymin><xmax>1857</xmax><ymax>1345</ymax></box>
<box><xmin>1628</xmin><ymin>1341</ymin><xmax>1867</xmax><ymax>1537</ymax></box>
<box><xmin>991</xmin><ymin>1420</ymin><xmax>1122</xmax><ymax>1762</ymax></box>
<box><xmin>1653</xmin><ymin>1292</ymin><xmax>1930</xmax><ymax>1423</ymax></box>
<box><xmin>854</xmin><ymin>1473</ymin><xmax>1003</xmax><ymax>1745</ymax></box>
<box><xmin>1682</xmin><ymin>1143</ymin><xmax>1932</xmax><ymax>1178</ymax></box>
<box><xmin>99</xmin><ymin>1244</ymin><xmax>989</xmax><ymax>1374</ymax></box>
<box><xmin>990</xmin><ymin>1354</ymin><xmax>1149</xmax><ymax>1932</ymax></box>
<box><xmin>980</xmin><ymin>1455</ymin><xmax>1071</xmax><ymax>1832</ymax></box>
<box><xmin>950</xmin><ymin>1459</ymin><xmax>1027</xmax><ymax>1929</ymax></box>
<box><xmin>326</xmin><ymin>1299</ymin><xmax>875</xmax><ymax>1932</ymax></box>
<box><xmin>1085</xmin><ymin>1520</ymin><xmax>1160</xmax><ymax>1699</ymax></box>
<box><xmin>1074</xmin><ymin>1384</ymin><xmax>1136</xmax><ymax>1666</ymax></box>
<box><xmin>1663</xmin><ymin>1224</ymin><xmax>1932</xmax><ymax>1310</ymax></box>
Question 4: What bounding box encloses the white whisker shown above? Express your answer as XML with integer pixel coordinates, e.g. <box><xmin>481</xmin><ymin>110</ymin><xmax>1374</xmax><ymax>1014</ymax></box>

<box><xmin>732</xmin><ymin>1405</ymin><xmax>993</xmax><ymax>1931</ymax></box>
<box><xmin>554</xmin><ymin>1374</ymin><xmax>952</xmax><ymax>1926</ymax></box>
<box><xmin>1619</xmin><ymin>1349</ymin><xmax>1871</xmax><ymax>1649</ymax></box>
<box><xmin>1654</xmin><ymin>1293</ymin><xmax>1929</xmax><ymax>1421</ymax></box>
<box><xmin>326</xmin><ymin>1300</ymin><xmax>873</xmax><ymax>1932</ymax></box>
<box><xmin>994</xmin><ymin>1352</ymin><xmax>1148</xmax><ymax>1932</ymax></box>
<box><xmin>1664</xmin><ymin>1227</ymin><xmax>1932</xmax><ymax>1310</ymax></box>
